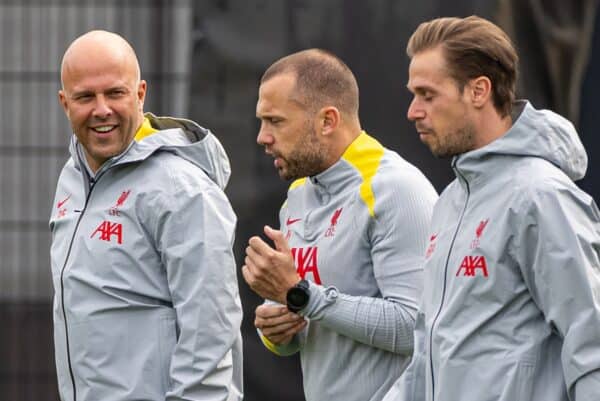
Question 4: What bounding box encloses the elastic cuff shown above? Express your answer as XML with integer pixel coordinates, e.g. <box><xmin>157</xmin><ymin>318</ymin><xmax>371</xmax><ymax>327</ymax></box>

<box><xmin>299</xmin><ymin>282</ymin><xmax>339</xmax><ymax>319</ymax></box>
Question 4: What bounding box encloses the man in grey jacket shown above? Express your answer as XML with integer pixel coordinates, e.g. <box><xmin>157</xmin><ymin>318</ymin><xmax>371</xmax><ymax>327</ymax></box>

<box><xmin>384</xmin><ymin>16</ymin><xmax>600</xmax><ymax>401</ymax></box>
<box><xmin>50</xmin><ymin>30</ymin><xmax>243</xmax><ymax>401</ymax></box>
<box><xmin>242</xmin><ymin>49</ymin><xmax>438</xmax><ymax>401</ymax></box>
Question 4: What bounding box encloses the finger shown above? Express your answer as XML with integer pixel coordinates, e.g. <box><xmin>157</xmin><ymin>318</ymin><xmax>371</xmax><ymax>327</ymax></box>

<box><xmin>264</xmin><ymin>225</ymin><xmax>290</xmax><ymax>254</ymax></box>
<box><xmin>260</xmin><ymin>318</ymin><xmax>305</xmax><ymax>336</ymax></box>
<box><xmin>255</xmin><ymin>304</ymin><xmax>288</xmax><ymax>319</ymax></box>
<box><xmin>245</xmin><ymin>246</ymin><xmax>263</xmax><ymax>269</ymax></box>
<box><xmin>241</xmin><ymin>265</ymin><xmax>254</xmax><ymax>285</ymax></box>
<box><xmin>267</xmin><ymin>320</ymin><xmax>307</xmax><ymax>344</ymax></box>
<box><xmin>265</xmin><ymin>332</ymin><xmax>294</xmax><ymax>346</ymax></box>
<box><xmin>248</xmin><ymin>235</ymin><xmax>276</xmax><ymax>257</ymax></box>
<box><xmin>255</xmin><ymin>308</ymin><xmax>304</xmax><ymax>328</ymax></box>
<box><xmin>256</xmin><ymin>311</ymin><xmax>304</xmax><ymax>330</ymax></box>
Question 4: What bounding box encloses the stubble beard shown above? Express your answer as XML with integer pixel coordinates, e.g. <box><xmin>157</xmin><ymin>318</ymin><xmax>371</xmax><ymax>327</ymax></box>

<box><xmin>428</xmin><ymin>122</ymin><xmax>477</xmax><ymax>159</ymax></box>
<box><xmin>279</xmin><ymin>125</ymin><xmax>329</xmax><ymax>181</ymax></box>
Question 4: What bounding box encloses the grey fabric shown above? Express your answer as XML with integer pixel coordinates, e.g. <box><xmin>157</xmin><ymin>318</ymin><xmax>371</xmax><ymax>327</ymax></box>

<box><xmin>383</xmin><ymin>101</ymin><xmax>600</xmax><ymax>401</ymax></box>
<box><xmin>50</xmin><ymin>116</ymin><xmax>243</xmax><ymax>401</ymax></box>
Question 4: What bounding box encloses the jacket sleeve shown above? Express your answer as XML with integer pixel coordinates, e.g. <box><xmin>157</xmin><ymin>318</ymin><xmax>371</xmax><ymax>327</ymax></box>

<box><xmin>155</xmin><ymin>171</ymin><xmax>243</xmax><ymax>401</ymax></box>
<box><xmin>258</xmin><ymin>328</ymin><xmax>301</xmax><ymax>356</ymax></box>
<box><xmin>300</xmin><ymin>168</ymin><xmax>437</xmax><ymax>354</ymax></box>
<box><xmin>515</xmin><ymin>183</ymin><xmax>600</xmax><ymax>401</ymax></box>
<box><xmin>382</xmin><ymin>308</ymin><xmax>428</xmax><ymax>401</ymax></box>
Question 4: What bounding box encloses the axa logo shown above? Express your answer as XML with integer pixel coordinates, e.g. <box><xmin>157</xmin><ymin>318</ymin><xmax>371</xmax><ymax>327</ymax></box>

<box><xmin>56</xmin><ymin>194</ymin><xmax>71</xmax><ymax>219</ymax></box>
<box><xmin>291</xmin><ymin>246</ymin><xmax>321</xmax><ymax>284</ymax></box>
<box><xmin>91</xmin><ymin>220</ymin><xmax>123</xmax><ymax>244</ymax></box>
<box><xmin>109</xmin><ymin>190</ymin><xmax>131</xmax><ymax>216</ymax></box>
<box><xmin>324</xmin><ymin>207</ymin><xmax>343</xmax><ymax>238</ymax></box>
<box><xmin>470</xmin><ymin>218</ymin><xmax>489</xmax><ymax>249</ymax></box>
<box><xmin>456</xmin><ymin>255</ymin><xmax>488</xmax><ymax>277</ymax></box>
<box><xmin>425</xmin><ymin>233</ymin><xmax>438</xmax><ymax>259</ymax></box>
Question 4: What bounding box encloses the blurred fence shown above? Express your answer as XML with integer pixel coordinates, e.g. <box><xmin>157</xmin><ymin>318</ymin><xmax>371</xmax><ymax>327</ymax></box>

<box><xmin>0</xmin><ymin>0</ymin><xmax>192</xmax><ymax>399</ymax></box>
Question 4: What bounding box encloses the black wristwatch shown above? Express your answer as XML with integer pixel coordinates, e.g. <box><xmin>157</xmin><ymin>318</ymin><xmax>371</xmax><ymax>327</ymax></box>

<box><xmin>286</xmin><ymin>279</ymin><xmax>310</xmax><ymax>313</ymax></box>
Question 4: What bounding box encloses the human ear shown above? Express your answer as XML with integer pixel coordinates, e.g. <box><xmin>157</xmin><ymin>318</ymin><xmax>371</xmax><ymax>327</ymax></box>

<box><xmin>319</xmin><ymin>106</ymin><xmax>340</xmax><ymax>136</ymax></box>
<box><xmin>58</xmin><ymin>90</ymin><xmax>69</xmax><ymax>115</ymax></box>
<box><xmin>137</xmin><ymin>80</ymin><xmax>147</xmax><ymax>111</ymax></box>
<box><xmin>469</xmin><ymin>76</ymin><xmax>492</xmax><ymax>108</ymax></box>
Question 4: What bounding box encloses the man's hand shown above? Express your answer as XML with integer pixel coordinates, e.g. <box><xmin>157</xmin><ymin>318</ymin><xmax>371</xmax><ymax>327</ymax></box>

<box><xmin>255</xmin><ymin>304</ymin><xmax>307</xmax><ymax>345</ymax></box>
<box><xmin>242</xmin><ymin>225</ymin><xmax>300</xmax><ymax>304</ymax></box>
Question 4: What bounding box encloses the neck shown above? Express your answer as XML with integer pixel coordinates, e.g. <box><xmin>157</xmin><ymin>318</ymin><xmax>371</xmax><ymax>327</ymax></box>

<box><xmin>326</xmin><ymin>120</ymin><xmax>362</xmax><ymax>167</ymax></box>
<box><xmin>472</xmin><ymin>107</ymin><xmax>512</xmax><ymax>150</ymax></box>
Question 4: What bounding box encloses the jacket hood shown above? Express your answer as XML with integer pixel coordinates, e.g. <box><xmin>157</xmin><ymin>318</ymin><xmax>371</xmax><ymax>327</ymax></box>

<box><xmin>69</xmin><ymin>113</ymin><xmax>231</xmax><ymax>189</ymax></box>
<box><xmin>455</xmin><ymin>100</ymin><xmax>588</xmax><ymax>181</ymax></box>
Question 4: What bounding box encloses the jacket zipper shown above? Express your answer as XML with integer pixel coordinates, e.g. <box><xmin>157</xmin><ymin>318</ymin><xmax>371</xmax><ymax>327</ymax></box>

<box><xmin>59</xmin><ymin>176</ymin><xmax>98</xmax><ymax>401</ymax></box>
<box><xmin>428</xmin><ymin>166</ymin><xmax>470</xmax><ymax>400</ymax></box>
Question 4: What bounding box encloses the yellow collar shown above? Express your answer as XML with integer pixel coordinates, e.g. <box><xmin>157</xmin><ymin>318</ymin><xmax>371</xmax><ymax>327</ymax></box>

<box><xmin>134</xmin><ymin>117</ymin><xmax>158</xmax><ymax>141</ymax></box>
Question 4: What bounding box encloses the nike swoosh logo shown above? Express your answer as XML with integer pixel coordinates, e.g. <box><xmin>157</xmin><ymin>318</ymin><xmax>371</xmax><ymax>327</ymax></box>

<box><xmin>57</xmin><ymin>195</ymin><xmax>71</xmax><ymax>209</ymax></box>
<box><xmin>286</xmin><ymin>217</ymin><xmax>301</xmax><ymax>226</ymax></box>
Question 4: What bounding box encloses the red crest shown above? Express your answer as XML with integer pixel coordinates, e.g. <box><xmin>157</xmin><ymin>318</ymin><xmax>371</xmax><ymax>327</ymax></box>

<box><xmin>330</xmin><ymin>208</ymin><xmax>343</xmax><ymax>227</ymax></box>
<box><xmin>115</xmin><ymin>190</ymin><xmax>131</xmax><ymax>207</ymax></box>
<box><xmin>475</xmin><ymin>219</ymin><xmax>489</xmax><ymax>239</ymax></box>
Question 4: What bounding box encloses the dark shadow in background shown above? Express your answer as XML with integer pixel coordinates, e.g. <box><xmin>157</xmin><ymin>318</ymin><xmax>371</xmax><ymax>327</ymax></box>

<box><xmin>579</xmin><ymin>8</ymin><xmax>600</xmax><ymax>202</ymax></box>
<box><xmin>1</xmin><ymin>1</ymin><xmax>598</xmax><ymax>400</ymax></box>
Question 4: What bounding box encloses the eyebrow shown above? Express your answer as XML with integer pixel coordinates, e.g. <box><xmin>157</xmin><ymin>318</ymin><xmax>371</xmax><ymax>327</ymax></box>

<box><xmin>406</xmin><ymin>84</ymin><xmax>435</xmax><ymax>95</ymax></box>
<box><xmin>256</xmin><ymin>112</ymin><xmax>283</xmax><ymax>120</ymax></box>
<box><xmin>70</xmin><ymin>85</ymin><xmax>128</xmax><ymax>97</ymax></box>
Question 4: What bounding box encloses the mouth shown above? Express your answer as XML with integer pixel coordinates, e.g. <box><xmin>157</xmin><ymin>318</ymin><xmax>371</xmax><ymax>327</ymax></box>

<box><xmin>416</xmin><ymin>126</ymin><xmax>433</xmax><ymax>137</ymax></box>
<box><xmin>265</xmin><ymin>149</ymin><xmax>283</xmax><ymax>168</ymax></box>
<box><xmin>90</xmin><ymin>125</ymin><xmax>118</xmax><ymax>136</ymax></box>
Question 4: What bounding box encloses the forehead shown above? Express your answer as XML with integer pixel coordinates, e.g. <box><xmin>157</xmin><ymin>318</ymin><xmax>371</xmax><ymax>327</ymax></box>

<box><xmin>407</xmin><ymin>47</ymin><xmax>455</xmax><ymax>90</ymax></box>
<box><xmin>62</xmin><ymin>48</ymin><xmax>136</xmax><ymax>92</ymax></box>
<box><xmin>256</xmin><ymin>73</ymin><xmax>302</xmax><ymax>115</ymax></box>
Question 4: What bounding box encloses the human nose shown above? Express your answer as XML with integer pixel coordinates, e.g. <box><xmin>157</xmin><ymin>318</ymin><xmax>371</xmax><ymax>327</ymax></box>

<box><xmin>92</xmin><ymin>95</ymin><xmax>113</xmax><ymax>119</ymax></box>
<box><xmin>256</xmin><ymin>123</ymin><xmax>273</xmax><ymax>146</ymax></box>
<box><xmin>407</xmin><ymin>97</ymin><xmax>425</xmax><ymax>121</ymax></box>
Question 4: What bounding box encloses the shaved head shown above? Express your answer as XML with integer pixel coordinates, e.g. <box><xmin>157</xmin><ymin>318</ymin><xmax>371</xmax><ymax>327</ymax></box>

<box><xmin>261</xmin><ymin>49</ymin><xmax>359</xmax><ymax>118</ymax></box>
<box><xmin>58</xmin><ymin>30</ymin><xmax>147</xmax><ymax>172</ymax></box>
<box><xmin>61</xmin><ymin>30</ymin><xmax>141</xmax><ymax>89</ymax></box>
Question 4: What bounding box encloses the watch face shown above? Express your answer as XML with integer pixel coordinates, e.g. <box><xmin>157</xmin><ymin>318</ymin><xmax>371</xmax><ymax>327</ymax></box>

<box><xmin>288</xmin><ymin>287</ymin><xmax>308</xmax><ymax>307</ymax></box>
<box><xmin>287</xmin><ymin>282</ymin><xmax>309</xmax><ymax>312</ymax></box>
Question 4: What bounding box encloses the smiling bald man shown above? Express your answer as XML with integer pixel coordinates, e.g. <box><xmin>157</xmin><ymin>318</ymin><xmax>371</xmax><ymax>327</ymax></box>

<box><xmin>50</xmin><ymin>30</ymin><xmax>243</xmax><ymax>401</ymax></box>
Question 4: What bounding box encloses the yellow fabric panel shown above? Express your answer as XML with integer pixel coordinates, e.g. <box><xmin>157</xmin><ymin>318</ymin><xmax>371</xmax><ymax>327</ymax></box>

<box><xmin>282</xmin><ymin>178</ymin><xmax>307</xmax><ymax>208</ymax></box>
<box><xmin>342</xmin><ymin>131</ymin><xmax>384</xmax><ymax>217</ymax></box>
<box><xmin>260</xmin><ymin>334</ymin><xmax>282</xmax><ymax>356</ymax></box>
<box><xmin>134</xmin><ymin>117</ymin><xmax>159</xmax><ymax>142</ymax></box>
<box><xmin>289</xmin><ymin>177</ymin><xmax>307</xmax><ymax>190</ymax></box>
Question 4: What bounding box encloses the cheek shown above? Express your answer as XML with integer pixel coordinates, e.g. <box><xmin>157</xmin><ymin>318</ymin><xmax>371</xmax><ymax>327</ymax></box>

<box><xmin>67</xmin><ymin>108</ymin><xmax>87</xmax><ymax>126</ymax></box>
<box><xmin>431</xmin><ymin>105</ymin><xmax>458</xmax><ymax>130</ymax></box>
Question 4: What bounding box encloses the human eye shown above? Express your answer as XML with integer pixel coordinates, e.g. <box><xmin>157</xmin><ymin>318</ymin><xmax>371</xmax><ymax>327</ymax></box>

<box><xmin>108</xmin><ymin>88</ymin><xmax>127</xmax><ymax>98</ymax></box>
<box><xmin>422</xmin><ymin>91</ymin><xmax>435</xmax><ymax>102</ymax></box>
<box><xmin>265</xmin><ymin>116</ymin><xmax>282</xmax><ymax>124</ymax></box>
<box><xmin>73</xmin><ymin>93</ymin><xmax>93</xmax><ymax>102</ymax></box>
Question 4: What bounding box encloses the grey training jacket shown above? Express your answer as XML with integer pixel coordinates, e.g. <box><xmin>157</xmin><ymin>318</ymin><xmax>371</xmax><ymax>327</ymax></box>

<box><xmin>384</xmin><ymin>101</ymin><xmax>600</xmax><ymax>401</ymax></box>
<box><xmin>260</xmin><ymin>132</ymin><xmax>438</xmax><ymax>401</ymax></box>
<box><xmin>49</xmin><ymin>114</ymin><xmax>243</xmax><ymax>401</ymax></box>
